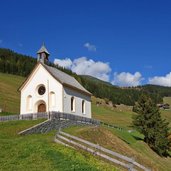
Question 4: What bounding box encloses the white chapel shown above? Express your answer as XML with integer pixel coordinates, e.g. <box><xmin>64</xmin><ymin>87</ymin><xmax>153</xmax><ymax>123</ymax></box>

<box><xmin>19</xmin><ymin>44</ymin><xmax>92</xmax><ymax>118</ymax></box>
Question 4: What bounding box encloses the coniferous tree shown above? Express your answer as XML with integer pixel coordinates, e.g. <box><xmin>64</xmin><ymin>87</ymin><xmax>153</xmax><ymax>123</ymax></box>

<box><xmin>133</xmin><ymin>94</ymin><xmax>170</xmax><ymax>156</ymax></box>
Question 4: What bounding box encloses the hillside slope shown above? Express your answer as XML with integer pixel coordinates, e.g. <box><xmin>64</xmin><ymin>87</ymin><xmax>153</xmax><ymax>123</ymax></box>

<box><xmin>1</xmin><ymin>72</ymin><xmax>171</xmax><ymax>170</ymax></box>
<box><xmin>0</xmin><ymin>120</ymin><xmax>117</xmax><ymax>171</ymax></box>
<box><xmin>64</xmin><ymin>125</ymin><xmax>171</xmax><ymax>171</ymax></box>
<box><xmin>1</xmin><ymin>48</ymin><xmax>171</xmax><ymax>106</ymax></box>
<box><xmin>0</xmin><ymin>72</ymin><xmax>25</xmax><ymax>114</ymax></box>
<box><xmin>80</xmin><ymin>75</ymin><xmax>113</xmax><ymax>86</ymax></box>
<box><xmin>1</xmin><ymin>72</ymin><xmax>171</xmax><ymax>126</ymax></box>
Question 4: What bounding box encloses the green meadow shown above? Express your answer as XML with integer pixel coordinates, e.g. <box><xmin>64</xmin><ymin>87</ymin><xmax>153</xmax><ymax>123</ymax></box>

<box><xmin>0</xmin><ymin>72</ymin><xmax>171</xmax><ymax>170</ymax></box>
<box><xmin>0</xmin><ymin>72</ymin><xmax>25</xmax><ymax>114</ymax></box>
<box><xmin>0</xmin><ymin>120</ymin><xmax>118</xmax><ymax>171</ymax></box>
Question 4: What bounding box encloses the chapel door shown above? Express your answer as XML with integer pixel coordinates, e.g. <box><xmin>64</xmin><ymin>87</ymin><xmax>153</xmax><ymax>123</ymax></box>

<box><xmin>38</xmin><ymin>103</ymin><xmax>46</xmax><ymax>113</ymax></box>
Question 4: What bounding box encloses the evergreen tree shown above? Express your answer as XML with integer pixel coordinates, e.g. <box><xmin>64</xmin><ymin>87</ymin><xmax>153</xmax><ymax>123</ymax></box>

<box><xmin>132</xmin><ymin>94</ymin><xmax>170</xmax><ymax>156</ymax></box>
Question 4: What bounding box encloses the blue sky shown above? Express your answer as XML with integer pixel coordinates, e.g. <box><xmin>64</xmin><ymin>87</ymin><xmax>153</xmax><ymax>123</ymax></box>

<box><xmin>0</xmin><ymin>0</ymin><xmax>171</xmax><ymax>86</ymax></box>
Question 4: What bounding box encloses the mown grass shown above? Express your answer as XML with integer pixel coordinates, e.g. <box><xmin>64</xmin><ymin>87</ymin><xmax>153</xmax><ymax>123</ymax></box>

<box><xmin>161</xmin><ymin>109</ymin><xmax>171</xmax><ymax>127</ymax></box>
<box><xmin>161</xmin><ymin>97</ymin><xmax>171</xmax><ymax>126</ymax></box>
<box><xmin>0</xmin><ymin>72</ymin><xmax>25</xmax><ymax>114</ymax></box>
<box><xmin>0</xmin><ymin>120</ymin><xmax>118</xmax><ymax>171</ymax></box>
<box><xmin>164</xmin><ymin>97</ymin><xmax>171</xmax><ymax>106</ymax></box>
<box><xmin>92</xmin><ymin>97</ymin><xmax>171</xmax><ymax>127</ymax></box>
<box><xmin>92</xmin><ymin>104</ymin><xmax>134</xmax><ymax>129</ymax></box>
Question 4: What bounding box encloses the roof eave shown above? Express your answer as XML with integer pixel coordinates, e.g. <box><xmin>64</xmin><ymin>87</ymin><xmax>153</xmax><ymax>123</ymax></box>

<box><xmin>63</xmin><ymin>83</ymin><xmax>92</xmax><ymax>96</ymax></box>
<box><xmin>37</xmin><ymin>51</ymin><xmax>50</xmax><ymax>55</ymax></box>
<box><xmin>42</xmin><ymin>64</ymin><xmax>92</xmax><ymax>96</ymax></box>
<box><xmin>18</xmin><ymin>63</ymin><xmax>92</xmax><ymax>97</ymax></box>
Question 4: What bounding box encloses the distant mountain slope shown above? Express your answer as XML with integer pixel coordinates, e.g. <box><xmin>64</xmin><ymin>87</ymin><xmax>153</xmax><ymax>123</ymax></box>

<box><xmin>80</xmin><ymin>75</ymin><xmax>113</xmax><ymax>86</ymax></box>
<box><xmin>140</xmin><ymin>84</ymin><xmax>171</xmax><ymax>97</ymax></box>
<box><xmin>0</xmin><ymin>48</ymin><xmax>171</xmax><ymax>106</ymax></box>
<box><xmin>80</xmin><ymin>75</ymin><xmax>170</xmax><ymax>105</ymax></box>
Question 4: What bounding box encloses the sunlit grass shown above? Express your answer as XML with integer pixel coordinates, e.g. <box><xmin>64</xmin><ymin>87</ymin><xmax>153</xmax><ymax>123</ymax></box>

<box><xmin>0</xmin><ymin>120</ymin><xmax>118</xmax><ymax>171</ymax></box>
<box><xmin>64</xmin><ymin>125</ymin><xmax>171</xmax><ymax>171</ymax></box>
<box><xmin>0</xmin><ymin>72</ymin><xmax>25</xmax><ymax>114</ymax></box>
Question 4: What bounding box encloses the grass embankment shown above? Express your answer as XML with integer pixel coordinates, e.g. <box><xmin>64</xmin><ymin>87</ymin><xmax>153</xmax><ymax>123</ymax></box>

<box><xmin>0</xmin><ymin>72</ymin><xmax>25</xmax><ymax>114</ymax></box>
<box><xmin>0</xmin><ymin>120</ymin><xmax>118</xmax><ymax>171</ymax></box>
<box><xmin>64</xmin><ymin>125</ymin><xmax>171</xmax><ymax>171</ymax></box>
<box><xmin>91</xmin><ymin>97</ymin><xmax>171</xmax><ymax>170</ymax></box>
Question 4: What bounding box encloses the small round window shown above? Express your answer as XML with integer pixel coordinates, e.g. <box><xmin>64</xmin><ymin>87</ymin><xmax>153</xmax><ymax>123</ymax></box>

<box><xmin>38</xmin><ymin>85</ymin><xmax>46</xmax><ymax>95</ymax></box>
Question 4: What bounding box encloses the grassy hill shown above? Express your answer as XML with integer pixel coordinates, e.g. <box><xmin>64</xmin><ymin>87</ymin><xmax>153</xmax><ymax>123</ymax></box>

<box><xmin>0</xmin><ymin>120</ymin><xmax>117</xmax><ymax>171</ymax></box>
<box><xmin>64</xmin><ymin>125</ymin><xmax>171</xmax><ymax>171</ymax></box>
<box><xmin>0</xmin><ymin>72</ymin><xmax>25</xmax><ymax>114</ymax></box>
<box><xmin>92</xmin><ymin>96</ymin><xmax>171</xmax><ymax>128</ymax></box>
<box><xmin>1</xmin><ymin>72</ymin><xmax>170</xmax><ymax>126</ymax></box>
<box><xmin>0</xmin><ymin>72</ymin><xmax>171</xmax><ymax>170</ymax></box>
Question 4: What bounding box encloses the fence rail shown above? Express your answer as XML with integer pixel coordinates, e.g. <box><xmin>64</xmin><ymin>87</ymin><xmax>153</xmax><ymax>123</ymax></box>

<box><xmin>100</xmin><ymin>121</ymin><xmax>125</xmax><ymax>131</ymax></box>
<box><xmin>0</xmin><ymin>112</ymin><xmax>48</xmax><ymax>122</ymax></box>
<box><xmin>0</xmin><ymin>112</ymin><xmax>100</xmax><ymax>126</ymax></box>
<box><xmin>0</xmin><ymin>115</ymin><xmax>20</xmax><ymax>121</ymax></box>
<box><xmin>56</xmin><ymin>131</ymin><xmax>150</xmax><ymax>171</ymax></box>
<box><xmin>50</xmin><ymin>111</ymin><xmax>100</xmax><ymax>125</ymax></box>
<box><xmin>57</xmin><ymin>134</ymin><xmax>132</xmax><ymax>170</ymax></box>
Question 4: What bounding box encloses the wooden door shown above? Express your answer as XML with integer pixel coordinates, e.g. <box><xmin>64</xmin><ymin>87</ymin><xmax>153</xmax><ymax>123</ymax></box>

<box><xmin>38</xmin><ymin>103</ymin><xmax>46</xmax><ymax>113</ymax></box>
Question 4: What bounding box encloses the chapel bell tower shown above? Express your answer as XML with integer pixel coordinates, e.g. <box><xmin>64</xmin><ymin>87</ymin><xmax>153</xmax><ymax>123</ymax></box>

<box><xmin>37</xmin><ymin>43</ymin><xmax>50</xmax><ymax>64</ymax></box>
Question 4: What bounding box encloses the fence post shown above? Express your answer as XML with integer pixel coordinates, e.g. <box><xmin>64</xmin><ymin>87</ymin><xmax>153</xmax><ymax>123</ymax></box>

<box><xmin>57</xmin><ymin>127</ymin><xmax>61</xmax><ymax>135</ymax></box>
<box><xmin>128</xmin><ymin>163</ymin><xmax>134</xmax><ymax>171</ymax></box>
<box><xmin>33</xmin><ymin>113</ymin><xmax>37</xmax><ymax>120</ymax></box>
<box><xmin>19</xmin><ymin>115</ymin><xmax>22</xmax><ymax>120</ymax></box>
<box><xmin>128</xmin><ymin>157</ymin><xmax>134</xmax><ymax>171</ymax></box>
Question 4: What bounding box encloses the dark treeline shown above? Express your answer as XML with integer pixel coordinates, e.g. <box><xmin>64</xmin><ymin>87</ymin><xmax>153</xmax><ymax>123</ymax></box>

<box><xmin>139</xmin><ymin>85</ymin><xmax>171</xmax><ymax>97</ymax></box>
<box><xmin>0</xmin><ymin>48</ymin><xmax>36</xmax><ymax>76</ymax></box>
<box><xmin>79</xmin><ymin>76</ymin><xmax>167</xmax><ymax>105</ymax></box>
<box><xmin>0</xmin><ymin>48</ymin><xmax>170</xmax><ymax>106</ymax></box>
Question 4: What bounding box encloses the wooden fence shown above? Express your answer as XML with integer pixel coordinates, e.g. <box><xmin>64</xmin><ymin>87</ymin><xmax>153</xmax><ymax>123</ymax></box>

<box><xmin>0</xmin><ymin>111</ymin><xmax>100</xmax><ymax>126</ymax></box>
<box><xmin>56</xmin><ymin>131</ymin><xmax>151</xmax><ymax>171</ymax></box>
<box><xmin>100</xmin><ymin>121</ymin><xmax>125</xmax><ymax>131</ymax></box>
<box><xmin>0</xmin><ymin>112</ymin><xmax>48</xmax><ymax>122</ymax></box>
<box><xmin>50</xmin><ymin>111</ymin><xmax>100</xmax><ymax>125</ymax></box>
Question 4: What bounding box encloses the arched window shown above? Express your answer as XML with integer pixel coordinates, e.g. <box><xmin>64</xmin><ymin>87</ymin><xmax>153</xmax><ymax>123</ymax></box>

<box><xmin>71</xmin><ymin>96</ymin><xmax>75</xmax><ymax>112</ymax></box>
<box><xmin>27</xmin><ymin>95</ymin><xmax>32</xmax><ymax>111</ymax></box>
<box><xmin>82</xmin><ymin>100</ymin><xmax>85</xmax><ymax>114</ymax></box>
<box><xmin>50</xmin><ymin>91</ymin><xmax>55</xmax><ymax>108</ymax></box>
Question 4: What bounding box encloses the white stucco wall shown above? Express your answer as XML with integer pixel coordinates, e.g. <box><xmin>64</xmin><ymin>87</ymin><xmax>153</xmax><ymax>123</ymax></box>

<box><xmin>20</xmin><ymin>64</ymin><xmax>63</xmax><ymax>114</ymax></box>
<box><xmin>63</xmin><ymin>86</ymin><xmax>92</xmax><ymax>118</ymax></box>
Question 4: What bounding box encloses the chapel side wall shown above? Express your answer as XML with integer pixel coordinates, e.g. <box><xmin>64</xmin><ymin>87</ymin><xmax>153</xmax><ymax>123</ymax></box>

<box><xmin>63</xmin><ymin>86</ymin><xmax>92</xmax><ymax>118</ymax></box>
<box><xmin>20</xmin><ymin>65</ymin><xmax>63</xmax><ymax>114</ymax></box>
<box><xmin>20</xmin><ymin>91</ymin><xmax>26</xmax><ymax>114</ymax></box>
